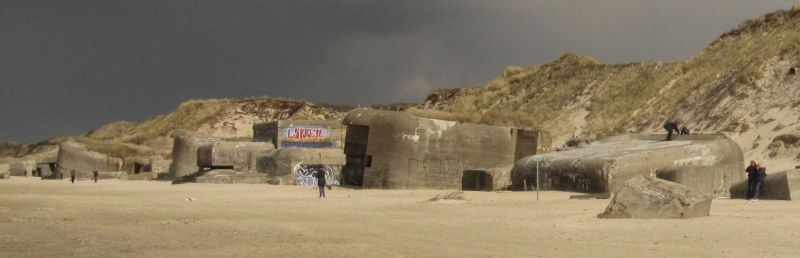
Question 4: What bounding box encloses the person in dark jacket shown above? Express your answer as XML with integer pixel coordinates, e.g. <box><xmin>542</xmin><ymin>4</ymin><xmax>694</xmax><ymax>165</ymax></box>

<box><xmin>745</xmin><ymin>161</ymin><xmax>758</xmax><ymax>199</ymax></box>
<box><xmin>70</xmin><ymin>169</ymin><xmax>77</xmax><ymax>184</ymax></box>
<box><xmin>314</xmin><ymin>167</ymin><xmax>327</xmax><ymax>198</ymax></box>
<box><xmin>93</xmin><ymin>169</ymin><xmax>99</xmax><ymax>183</ymax></box>
<box><xmin>664</xmin><ymin>121</ymin><xmax>680</xmax><ymax>141</ymax></box>
<box><xmin>750</xmin><ymin>163</ymin><xmax>767</xmax><ymax>201</ymax></box>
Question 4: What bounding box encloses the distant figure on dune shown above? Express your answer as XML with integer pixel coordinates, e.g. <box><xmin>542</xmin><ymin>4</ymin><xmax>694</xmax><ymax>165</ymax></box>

<box><xmin>70</xmin><ymin>169</ymin><xmax>76</xmax><ymax>184</ymax></box>
<box><xmin>663</xmin><ymin>121</ymin><xmax>681</xmax><ymax>141</ymax></box>
<box><xmin>93</xmin><ymin>169</ymin><xmax>99</xmax><ymax>183</ymax></box>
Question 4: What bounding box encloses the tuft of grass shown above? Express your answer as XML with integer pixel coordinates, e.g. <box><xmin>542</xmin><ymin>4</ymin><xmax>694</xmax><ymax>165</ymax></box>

<box><xmin>425</xmin><ymin>191</ymin><xmax>465</xmax><ymax>202</ymax></box>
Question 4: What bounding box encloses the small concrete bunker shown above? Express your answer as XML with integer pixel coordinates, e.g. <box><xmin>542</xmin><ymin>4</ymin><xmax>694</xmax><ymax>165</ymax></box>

<box><xmin>197</xmin><ymin>141</ymin><xmax>275</xmax><ymax>172</ymax></box>
<box><xmin>253</xmin><ymin>120</ymin><xmax>345</xmax><ymax>149</ymax></box>
<box><xmin>167</xmin><ymin>130</ymin><xmax>221</xmax><ymax>179</ymax></box>
<box><xmin>511</xmin><ymin>134</ymin><xmax>744</xmax><ymax>196</ymax></box>
<box><xmin>9</xmin><ymin>160</ymin><xmax>37</xmax><ymax>177</ymax></box>
<box><xmin>35</xmin><ymin>154</ymin><xmax>58</xmax><ymax>178</ymax></box>
<box><xmin>341</xmin><ymin>109</ymin><xmax>551</xmax><ymax>190</ymax></box>
<box><xmin>56</xmin><ymin>141</ymin><xmax>125</xmax><ymax>179</ymax></box>
<box><xmin>730</xmin><ymin>169</ymin><xmax>800</xmax><ymax>200</ymax></box>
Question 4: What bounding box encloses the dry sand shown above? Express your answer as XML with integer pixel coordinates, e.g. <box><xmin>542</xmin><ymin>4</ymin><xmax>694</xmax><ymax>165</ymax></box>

<box><xmin>1</xmin><ymin>177</ymin><xmax>799</xmax><ymax>257</ymax></box>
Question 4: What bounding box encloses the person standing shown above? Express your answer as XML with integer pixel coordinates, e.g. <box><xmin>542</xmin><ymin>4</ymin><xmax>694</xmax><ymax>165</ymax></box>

<box><xmin>70</xmin><ymin>169</ymin><xmax>77</xmax><ymax>184</ymax></box>
<box><xmin>745</xmin><ymin>161</ymin><xmax>758</xmax><ymax>199</ymax></box>
<box><xmin>314</xmin><ymin>167</ymin><xmax>327</xmax><ymax>198</ymax></box>
<box><xmin>663</xmin><ymin>121</ymin><xmax>680</xmax><ymax>141</ymax></box>
<box><xmin>751</xmin><ymin>163</ymin><xmax>767</xmax><ymax>201</ymax></box>
<box><xmin>93</xmin><ymin>169</ymin><xmax>99</xmax><ymax>183</ymax></box>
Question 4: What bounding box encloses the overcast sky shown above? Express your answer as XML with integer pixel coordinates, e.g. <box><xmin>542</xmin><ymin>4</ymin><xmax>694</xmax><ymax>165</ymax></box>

<box><xmin>2</xmin><ymin>1</ymin><xmax>799</xmax><ymax>143</ymax></box>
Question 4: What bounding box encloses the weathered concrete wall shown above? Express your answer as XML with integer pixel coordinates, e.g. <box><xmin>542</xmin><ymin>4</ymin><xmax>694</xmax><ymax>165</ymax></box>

<box><xmin>56</xmin><ymin>141</ymin><xmax>123</xmax><ymax>175</ymax></box>
<box><xmin>255</xmin><ymin>148</ymin><xmax>345</xmax><ymax>185</ymax></box>
<box><xmin>10</xmin><ymin>160</ymin><xmax>37</xmax><ymax>177</ymax></box>
<box><xmin>197</xmin><ymin>142</ymin><xmax>274</xmax><ymax>171</ymax></box>
<box><xmin>150</xmin><ymin>159</ymin><xmax>171</xmax><ymax>174</ymax></box>
<box><xmin>168</xmin><ymin>130</ymin><xmax>221</xmax><ymax>179</ymax></box>
<box><xmin>35</xmin><ymin>154</ymin><xmax>58</xmax><ymax>178</ymax></box>
<box><xmin>253</xmin><ymin>120</ymin><xmax>345</xmax><ymax>149</ymax></box>
<box><xmin>511</xmin><ymin>134</ymin><xmax>744</xmax><ymax>196</ymax></box>
<box><xmin>730</xmin><ymin>169</ymin><xmax>800</xmax><ymax>200</ymax></box>
<box><xmin>123</xmin><ymin>157</ymin><xmax>151</xmax><ymax>175</ymax></box>
<box><xmin>0</xmin><ymin>164</ymin><xmax>9</xmax><ymax>179</ymax></box>
<box><xmin>342</xmin><ymin>109</ymin><xmax>550</xmax><ymax>190</ymax></box>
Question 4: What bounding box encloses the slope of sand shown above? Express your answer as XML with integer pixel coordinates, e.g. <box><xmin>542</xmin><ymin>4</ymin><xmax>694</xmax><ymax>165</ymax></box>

<box><xmin>1</xmin><ymin>177</ymin><xmax>799</xmax><ymax>257</ymax></box>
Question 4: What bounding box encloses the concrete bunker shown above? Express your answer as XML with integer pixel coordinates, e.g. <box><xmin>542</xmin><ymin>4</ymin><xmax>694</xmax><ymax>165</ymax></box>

<box><xmin>341</xmin><ymin>109</ymin><xmax>551</xmax><ymax>190</ymax></box>
<box><xmin>511</xmin><ymin>134</ymin><xmax>744</xmax><ymax>196</ymax></box>
<box><xmin>253</xmin><ymin>120</ymin><xmax>345</xmax><ymax>149</ymax></box>
<box><xmin>197</xmin><ymin>142</ymin><xmax>274</xmax><ymax>172</ymax></box>
<box><xmin>167</xmin><ymin>130</ymin><xmax>221</xmax><ymax>179</ymax></box>
<box><xmin>35</xmin><ymin>154</ymin><xmax>58</xmax><ymax>178</ymax></box>
<box><xmin>55</xmin><ymin>141</ymin><xmax>125</xmax><ymax>179</ymax></box>
<box><xmin>10</xmin><ymin>160</ymin><xmax>37</xmax><ymax>177</ymax></box>
<box><xmin>0</xmin><ymin>164</ymin><xmax>10</xmax><ymax>179</ymax></box>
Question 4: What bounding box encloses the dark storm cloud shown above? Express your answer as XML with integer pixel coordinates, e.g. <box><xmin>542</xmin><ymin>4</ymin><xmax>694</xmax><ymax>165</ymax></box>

<box><xmin>2</xmin><ymin>1</ymin><xmax>798</xmax><ymax>143</ymax></box>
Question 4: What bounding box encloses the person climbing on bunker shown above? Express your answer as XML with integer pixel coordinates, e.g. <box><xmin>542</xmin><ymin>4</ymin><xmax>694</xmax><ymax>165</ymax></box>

<box><xmin>663</xmin><ymin>121</ymin><xmax>680</xmax><ymax>141</ymax></box>
<box><xmin>314</xmin><ymin>166</ymin><xmax>327</xmax><ymax>198</ymax></box>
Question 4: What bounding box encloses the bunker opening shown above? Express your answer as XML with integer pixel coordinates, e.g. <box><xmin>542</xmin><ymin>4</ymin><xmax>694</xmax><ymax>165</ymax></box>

<box><xmin>343</xmin><ymin>125</ymin><xmax>369</xmax><ymax>186</ymax></box>
<box><xmin>462</xmin><ymin>170</ymin><xmax>493</xmax><ymax>191</ymax></box>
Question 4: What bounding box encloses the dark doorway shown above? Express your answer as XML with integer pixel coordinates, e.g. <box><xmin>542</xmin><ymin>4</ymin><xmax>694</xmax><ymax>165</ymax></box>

<box><xmin>343</xmin><ymin>125</ymin><xmax>369</xmax><ymax>186</ymax></box>
<box><xmin>134</xmin><ymin>162</ymin><xmax>144</xmax><ymax>174</ymax></box>
<box><xmin>462</xmin><ymin>170</ymin><xmax>493</xmax><ymax>191</ymax></box>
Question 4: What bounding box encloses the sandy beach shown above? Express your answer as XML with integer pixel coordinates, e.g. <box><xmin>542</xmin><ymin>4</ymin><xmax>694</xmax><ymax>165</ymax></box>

<box><xmin>1</xmin><ymin>177</ymin><xmax>798</xmax><ymax>257</ymax></box>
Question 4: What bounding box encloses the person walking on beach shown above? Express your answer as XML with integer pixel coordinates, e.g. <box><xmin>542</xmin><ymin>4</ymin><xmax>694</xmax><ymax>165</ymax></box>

<box><xmin>745</xmin><ymin>161</ymin><xmax>758</xmax><ymax>199</ymax></box>
<box><xmin>93</xmin><ymin>169</ymin><xmax>99</xmax><ymax>183</ymax></box>
<box><xmin>70</xmin><ymin>169</ymin><xmax>77</xmax><ymax>184</ymax></box>
<box><xmin>314</xmin><ymin>167</ymin><xmax>327</xmax><ymax>198</ymax></box>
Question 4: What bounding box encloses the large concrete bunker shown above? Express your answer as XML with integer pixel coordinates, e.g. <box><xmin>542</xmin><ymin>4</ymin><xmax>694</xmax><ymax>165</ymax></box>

<box><xmin>55</xmin><ymin>141</ymin><xmax>125</xmax><ymax>179</ymax></box>
<box><xmin>341</xmin><ymin>109</ymin><xmax>550</xmax><ymax>190</ymax></box>
<box><xmin>511</xmin><ymin>134</ymin><xmax>744</xmax><ymax>195</ymax></box>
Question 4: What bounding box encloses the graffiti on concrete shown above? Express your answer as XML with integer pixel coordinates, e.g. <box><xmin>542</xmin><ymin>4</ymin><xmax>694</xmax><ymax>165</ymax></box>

<box><xmin>281</xmin><ymin>126</ymin><xmax>333</xmax><ymax>148</ymax></box>
<box><xmin>295</xmin><ymin>164</ymin><xmax>341</xmax><ymax>186</ymax></box>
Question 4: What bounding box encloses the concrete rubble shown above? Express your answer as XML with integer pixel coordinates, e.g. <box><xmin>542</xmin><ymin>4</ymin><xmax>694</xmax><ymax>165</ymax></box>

<box><xmin>603</xmin><ymin>176</ymin><xmax>712</xmax><ymax>219</ymax></box>
<box><xmin>729</xmin><ymin>169</ymin><xmax>800</xmax><ymax>200</ymax></box>
<box><xmin>511</xmin><ymin>134</ymin><xmax>744</xmax><ymax>196</ymax></box>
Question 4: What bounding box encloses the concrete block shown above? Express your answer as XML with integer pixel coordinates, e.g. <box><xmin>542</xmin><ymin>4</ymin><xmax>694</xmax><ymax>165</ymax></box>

<box><xmin>341</xmin><ymin>108</ymin><xmax>550</xmax><ymax>190</ymax></box>
<box><xmin>56</xmin><ymin>141</ymin><xmax>123</xmax><ymax>177</ymax></box>
<box><xmin>197</xmin><ymin>142</ymin><xmax>273</xmax><ymax>171</ymax></box>
<box><xmin>603</xmin><ymin>176</ymin><xmax>712</xmax><ymax>219</ymax></box>
<box><xmin>9</xmin><ymin>160</ymin><xmax>37</xmax><ymax>177</ymax></box>
<box><xmin>167</xmin><ymin>130</ymin><xmax>221</xmax><ymax>179</ymax></box>
<box><xmin>0</xmin><ymin>164</ymin><xmax>9</xmax><ymax>179</ymax></box>
<box><xmin>729</xmin><ymin>169</ymin><xmax>800</xmax><ymax>200</ymax></box>
<box><xmin>512</xmin><ymin>134</ymin><xmax>744</xmax><ymax>196</ymax></box>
